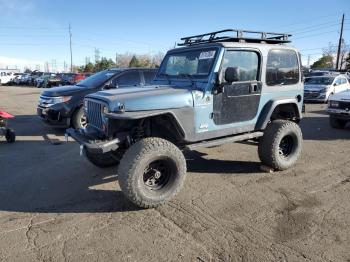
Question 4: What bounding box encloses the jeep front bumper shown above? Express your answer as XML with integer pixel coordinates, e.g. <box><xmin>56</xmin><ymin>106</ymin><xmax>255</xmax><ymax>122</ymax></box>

<box><xmin>66</xmin><ymin>128</ymin><xmax>122</xmax><ymax>154</ymax></box>
<box><xmin>326</xmin><ymin>108</ymin><xmax>350</xmax><ymax>120</ymax></box>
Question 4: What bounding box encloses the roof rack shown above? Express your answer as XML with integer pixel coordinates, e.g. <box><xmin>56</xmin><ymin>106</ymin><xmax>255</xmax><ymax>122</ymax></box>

<box><xmin>178</xmin><ymin>29</ymin><xmax>291</xmax><ymax>46</ymax></box>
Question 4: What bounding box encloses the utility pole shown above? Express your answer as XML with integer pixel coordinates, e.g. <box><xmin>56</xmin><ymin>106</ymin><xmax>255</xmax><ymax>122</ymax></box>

<box><xmin>307</xmin><ymin>55</ymin><xmax>311</xmax><ymax>67</ymax></box>
<box><xmin>336</xmin><ymin>14</ymin><xmax>345</xmax><ymax>70</ymax></box>
<box><xmin>94</xmin><ymin>48</ymin><xmax>100</xmax><ymax>63</ymax></box>
<box><xmin>115</xmin><ymin>52</ymin><xmax>118</xmax><ymax>66</ymax></box>
<box><xmin>69</xmin><ymin>23</ymin><xmax>73</xmax><ymax>72</ymax></box>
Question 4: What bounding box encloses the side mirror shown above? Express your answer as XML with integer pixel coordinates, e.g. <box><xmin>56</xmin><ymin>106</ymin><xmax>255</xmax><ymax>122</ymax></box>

<box><xmin>104</xmin><ymin>82</ymin><xmax>118</xmax><ymax>89</ymax></box>
<box><xmin>224</xmin><ymin>67</ymin><xmax>240</xmax><ymax>83</ymax></box>
<box><xmin>333</xmin><ymin>83</ymin><xmax>337</xmax><ymax>86</ymax></box>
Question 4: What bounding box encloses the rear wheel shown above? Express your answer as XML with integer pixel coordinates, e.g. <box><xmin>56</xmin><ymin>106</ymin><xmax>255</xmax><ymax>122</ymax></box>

<box><xmin>329</xmin><ymin>116</ymin><xmax>347</xmax><ymax>129</ymax></box>
<box><xmin>84</xmin><ymin>148</ymin><xmax>121</xmax><ymax>168</ymax></box>
<box><xmin>118</xmin><ymin>137</ymin><xmax>187</xmax><ymax>208</ymax></box>
<box><xmin>5</xmin><ymin>129</ymin><xmax>16</xmax><ymax>143</ymax></box>
<box><xmin>258</xmin><ymin>120</ymin><xmax>302</xmax><ymax>171</ymax></box>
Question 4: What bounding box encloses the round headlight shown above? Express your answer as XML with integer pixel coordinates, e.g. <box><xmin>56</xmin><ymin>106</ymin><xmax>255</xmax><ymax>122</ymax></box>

<box><xmin>102</xmin><ymin>106</ymin><xmax>109</xmax><ymax>114</ymax></box>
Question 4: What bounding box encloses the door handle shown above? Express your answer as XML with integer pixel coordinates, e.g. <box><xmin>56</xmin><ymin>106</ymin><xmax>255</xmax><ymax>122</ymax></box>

<box><xmin>250</xmin><ymin>84</ymin><xmax>258</xmax><ymax>93</ymax></box>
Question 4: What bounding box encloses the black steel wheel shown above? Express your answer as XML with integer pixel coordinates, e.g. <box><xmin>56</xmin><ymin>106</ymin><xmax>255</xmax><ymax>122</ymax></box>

<box><xmin>118</xmin><ymin>137</ymin><xmax>187</xmax><ymax>208</ymax></box>
<box><xmin>258</xmin><ymin>120</ymin><xmax>302</xmax><ymax>171</ymax></box>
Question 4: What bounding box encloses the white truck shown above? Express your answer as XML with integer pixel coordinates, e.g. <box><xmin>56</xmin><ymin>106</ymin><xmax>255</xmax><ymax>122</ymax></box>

<box><xmin>327</xmin><ymin>88</ymin><xmax>350</xmax><ymax>129</ymax></box>
<box><xmin>0</xmin><ymin>72</ymin><xmax>15</xmax><ymax>86</ymax></box>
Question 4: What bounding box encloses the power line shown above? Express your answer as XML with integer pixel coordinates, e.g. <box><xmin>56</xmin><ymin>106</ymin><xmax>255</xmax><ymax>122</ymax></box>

<box><xmin>291</xmin><ymin>22</ymin><xmax>340</xmax><ymax>35</ymax></box>
<box><xmin>289</xmin><ymin>20</ymin><xmax>341</xmax><ymax>33</ymax></box>
<box><xmin>293</xmin><ymin>30</ymin><xmax>340</xmax><ymax>40</ymax></box>
<box><xmin>69</xmin><ymin>23</ymin><xmax>73</xmax><ymax>72</ymax></box>
<box><xmin>274</xmin><ymin>10</ymin><xmax>350</xmax><ymax>30</ymax></box>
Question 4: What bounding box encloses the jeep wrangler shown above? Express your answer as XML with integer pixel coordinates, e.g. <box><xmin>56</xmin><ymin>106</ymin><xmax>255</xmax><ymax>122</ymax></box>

<box><xmin>67</xmin><ymin>29</ymin><xmax>304</xmax><ymax>208</ymax></box>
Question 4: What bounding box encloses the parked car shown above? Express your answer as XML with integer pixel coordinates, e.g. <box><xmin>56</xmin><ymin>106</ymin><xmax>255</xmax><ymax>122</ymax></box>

<box><xmin>60</xmin><ymin>73</ymin><xmax>91</xmax><ymax>86</ymax></box>
<box><xmin>59</xmin><ymin>73</ymin><xmax>75</xmax><ymax>85</ymax></box>
<box><xmin>35</xmin><ymin>73</ymin><xmax>57</xmax><ymax>88</ymax></box>
<box><xmin>21</xmin><ymin>73</ymin><xmax>32</xmax><ymax>85</ymax></box>
<box><xmin>12</xmin><ymin>73</ymin><xmax>24</xmax><ymax>85</ymax></box>
<box><xmin>30</xmin><ymin>71</ymin><xmax>44</xmax><ymax>85</ymax></box>
<box><xmin>304</xmin><ymin>75</ymin><xmax>349</xmax><ymax>103</ymax></box>
<box><xmin>37</xmin><ymin>68</ymin><xmax>157</xmax><ymax>129</ymax></box>
<box><xmin>326</xmin><ymin>89</ymin><xmax>350</xmax><ymax>128</ymax></box>
<box><xmin>67</xmin><ymin>29</ymin><xmax>304</xmax><ymax>208</ymax></box>
<box><xmin>0</xmin><ymin>72</ymin><xmax>15</xmax><ymax>86</ymax></box>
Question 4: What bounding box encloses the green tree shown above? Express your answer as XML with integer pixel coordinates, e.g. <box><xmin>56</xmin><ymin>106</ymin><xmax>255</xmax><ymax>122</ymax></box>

<box><xmin>129</xmin><ymin>55</ymin><xmax>140</xmax><ymax>67</ymax></box>
<box><xmin>345</xmin><ymin>52</ymin><xmax>350</xmax><ymax>70</ymax></box>
<box><xmin>311</xmin><ymin>55</ymin><xmax>334</xmax><ymax>69</ymax></box>
<box><xmin>84</xmin><ymin>62</ymin><xmax>94</xmax><ymax>72</ymax></box>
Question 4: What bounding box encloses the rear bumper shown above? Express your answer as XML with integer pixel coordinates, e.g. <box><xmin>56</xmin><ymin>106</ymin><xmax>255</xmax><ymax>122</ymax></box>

<box><xmin>66</xmin><ymin>128</ymin><xmax>121</xmax><ymax>154</ymax></box>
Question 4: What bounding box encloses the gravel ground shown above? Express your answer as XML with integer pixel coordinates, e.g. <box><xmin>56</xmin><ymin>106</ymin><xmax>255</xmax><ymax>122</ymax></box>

<box><xmin>0</xmin><ymin>86</ymin><xmax>349</xmax><ymax>262</ymax></box>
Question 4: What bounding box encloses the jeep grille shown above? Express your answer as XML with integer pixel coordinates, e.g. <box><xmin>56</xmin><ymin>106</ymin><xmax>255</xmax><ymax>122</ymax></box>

<box><xmin>86</xmin><ymin>100</ymin><xmax>104</xmax><ymax>130</ymax></box>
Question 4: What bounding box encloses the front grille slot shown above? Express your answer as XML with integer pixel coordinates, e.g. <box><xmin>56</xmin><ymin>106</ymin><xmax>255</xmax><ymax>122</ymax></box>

<box><xmin>304</xmin><ymin>91</ymin><xmax>319</xmax><ymax>98</ymax></box>
<box><xmin>87</xmin><ymin>100</ymin><xmax>104</xmax><ymax>130</ymax></box>
<box><xmin>338</xmin><ymin>101</ymin><xmax>350</xmax><ymax>110</ymax></box>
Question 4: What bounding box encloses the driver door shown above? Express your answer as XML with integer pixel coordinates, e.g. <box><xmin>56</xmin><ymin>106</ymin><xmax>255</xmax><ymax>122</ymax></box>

<box><xmin>213</xmin><ymin>50</ymin><xmax>262</xmax><ymax>125</ymax></box>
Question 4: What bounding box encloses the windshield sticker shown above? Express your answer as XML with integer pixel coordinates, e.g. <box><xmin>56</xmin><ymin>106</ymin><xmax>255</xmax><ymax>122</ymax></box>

<box><xmin>199</xmin><ymin>50</ymin><xmax>215</xmax><ymax>60</ymax></box>
<box><xmin>105</xmin><ymin>73</ymin><xmax>115</xmax><ymax>77</ymax></box>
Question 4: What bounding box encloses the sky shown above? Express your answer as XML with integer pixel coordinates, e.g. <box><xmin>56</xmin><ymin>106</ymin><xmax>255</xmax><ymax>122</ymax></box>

<box><xmin>0</xmin><ymin>0</ymin><xmax>349</xmax><ymax>71</ymax></box>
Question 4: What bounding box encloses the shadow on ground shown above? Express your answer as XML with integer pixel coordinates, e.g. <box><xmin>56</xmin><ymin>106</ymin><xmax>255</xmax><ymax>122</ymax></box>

<box><xmin>186</xmin><ymin>151</ymin><xmax>261</xmax><ymax>174</ymax></box>
<box><xmin>300</xmin><ymin>116</ymin><xmax>350</xmax><ymax>140</ymax></box>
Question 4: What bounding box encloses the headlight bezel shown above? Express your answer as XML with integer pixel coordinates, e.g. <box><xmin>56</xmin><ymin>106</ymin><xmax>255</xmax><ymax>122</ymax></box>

<box><xmin>50</xmin><ymin>96</ymin><xmax>72</xmax><ymax>104</ymax></box>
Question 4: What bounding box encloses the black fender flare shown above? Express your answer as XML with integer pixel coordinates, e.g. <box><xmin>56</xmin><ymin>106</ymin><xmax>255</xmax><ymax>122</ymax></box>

<box><xmin>255</xmin><ymin>98</ymin><xmax>302</xmax><ymax>130</ymax></box>
<box><xmin>105</xmin><ymin>108</ymin><xmax>194</xmax><ymax>140</ymax></box>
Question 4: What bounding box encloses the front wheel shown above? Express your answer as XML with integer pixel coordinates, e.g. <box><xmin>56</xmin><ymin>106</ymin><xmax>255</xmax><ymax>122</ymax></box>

<box><xmin>258</xmin><ymin>120</ymin><xmax>302</xmax><ymax>171</ymax></box>
<box><xmin>118</xmin><ymin>137</ymin><xmax>187</xmax><ymax>208</ymax></box>
<box><xmin>5</xmin><ymin>129</ymin><xmax>16</xmax><ymax>143</ymax></box>
<box><xmin>329</xmin><ymin>116</ymin><xmax>347</xmax><ymax>129</ymax></box>
<box><xmin>72</xmin><ymin>107</ymin><xmax>87</xmax><ymax>129</ymax></box>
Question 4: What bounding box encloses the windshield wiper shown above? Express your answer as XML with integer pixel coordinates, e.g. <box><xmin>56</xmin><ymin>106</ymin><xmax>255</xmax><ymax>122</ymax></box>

<box><xmin>159</xmin><ymin>73</ymin><xmax>171</xmax><ymax>84</ymax></box>
<box><xmin>178</xmin><ymin>73</ymin><xmax>195</xmax><ymax>87</ymax></box>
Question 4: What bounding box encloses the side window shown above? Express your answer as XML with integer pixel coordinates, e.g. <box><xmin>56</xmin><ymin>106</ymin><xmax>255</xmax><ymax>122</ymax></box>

<box><xmin>334</xmin><ymin>77</ymin><xmax>342</xmax><ymax>85</ymax></box>
<box><xmin>221</xmin><ymin>50</ymin><xmax>259</xmax><ymax>81</ymax></box>
<box><xmin>341</xmin><ymin>77</ymin><xmax>347</xmax><ymax>84</ymax></box>
<box><xmin>143</xmin><ymin>71</ymin><xmax>156</xmax><ymax>85</ymax></box>
<box><xmin>113</xmin><ymin>71</ymin><xmax>141</xmax><ymax>87</ymax></box>
<box><xmin>266</xmin><ymin>49</ymin><xmax>300</xmax><ymax>86</ymax></box>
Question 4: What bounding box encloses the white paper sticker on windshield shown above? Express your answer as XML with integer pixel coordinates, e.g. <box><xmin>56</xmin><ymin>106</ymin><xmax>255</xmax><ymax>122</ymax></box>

<box><xmin>199</xmin><ymin>51</ymin><xmax>215</xmax><ymax>60</ymax></box>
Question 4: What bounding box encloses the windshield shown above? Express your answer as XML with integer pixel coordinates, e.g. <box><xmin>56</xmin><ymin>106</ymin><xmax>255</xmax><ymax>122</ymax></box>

<box><xmin>158</xmin><ymin>48</ymin><xmax>217</xmax><ymax>78</ymax></box>
<box><xmin>305</xmin><ymin>77</ymin><xmax>334</xmax><ymax>85</ymax></box>
<box><xmin>76</xmin><ymin>70</ymin><xmax>119</xmax><ymax>88</ymax></box>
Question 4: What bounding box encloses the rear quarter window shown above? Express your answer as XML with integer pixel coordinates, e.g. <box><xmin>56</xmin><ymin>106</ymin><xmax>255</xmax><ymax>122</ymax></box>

<box><xmin>266</xmin><ymin>49</ymin><xmax>300</xmax><ymax>86</ymax></box>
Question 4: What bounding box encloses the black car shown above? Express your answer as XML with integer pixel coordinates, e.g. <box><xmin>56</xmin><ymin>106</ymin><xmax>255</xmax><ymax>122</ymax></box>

<box><xmin>37</xmin><ymin>68</ymin><xmax>157</xmax><ymax>129</ymax></box>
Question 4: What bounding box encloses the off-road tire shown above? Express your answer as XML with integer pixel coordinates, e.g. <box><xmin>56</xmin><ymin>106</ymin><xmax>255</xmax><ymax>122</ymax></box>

<box><xmin>258</xmin><ymin>120</ymin><xmax>302</xmax><ymax>171</ymax></box>
<box><xmin>84</xmin><ymin>148</ymin><xmax>121</xmax><ymax>168</ymax></box>
<box><xmin>329</xmin><ymin>116</ymin><xmax>347</xmax><ymax>129</ymax></box>
<box><xmin>118</xmin><ymin>137</ymin><xmax>187</xmax><ymax>208</ymax></box>
<box><xmin>72</xmin><ymin>106</ymin><xmax>87</xmax><ymax>129</ymax></box>
<box><xmin>5</xmin><ymin>129</ymin><xmax>16</xmax><ymax>143</ymax></box>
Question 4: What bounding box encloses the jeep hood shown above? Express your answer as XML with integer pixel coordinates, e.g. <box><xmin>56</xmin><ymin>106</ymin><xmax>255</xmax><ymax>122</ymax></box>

<box><xmin>87</xmin><ymin>86</ymin><xmax>194</xmax><ymax>111</ymax></box>
<box><xmin>330</xmin><ymin>89</ymin><xmax>350</xmax><ymax>101</ymax></box>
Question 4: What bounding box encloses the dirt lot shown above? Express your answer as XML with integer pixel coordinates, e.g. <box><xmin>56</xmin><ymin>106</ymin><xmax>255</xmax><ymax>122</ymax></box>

<box><xmin>0</xmin><ymin>86</ymin><xmax>349</xmax><ymax>262</ymax></box>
